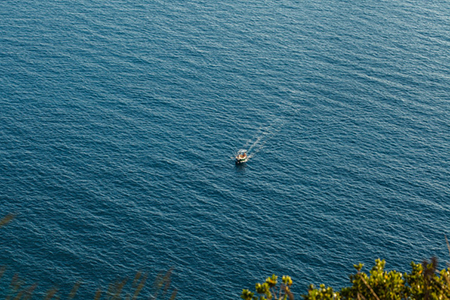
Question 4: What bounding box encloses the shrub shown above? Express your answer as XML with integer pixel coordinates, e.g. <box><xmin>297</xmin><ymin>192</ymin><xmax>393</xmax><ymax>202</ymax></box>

<box><xmin>244</xmin><ymin>258</ymin><xmax>450</xmax><ymax>300</ymax></box>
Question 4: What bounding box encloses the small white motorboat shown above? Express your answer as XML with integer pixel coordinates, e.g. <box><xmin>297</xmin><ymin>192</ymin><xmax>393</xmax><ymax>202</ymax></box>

<box><xmin>235</xmin><ymin>149</ymin><xmax>249</xmax><ymax>164</ymax></box>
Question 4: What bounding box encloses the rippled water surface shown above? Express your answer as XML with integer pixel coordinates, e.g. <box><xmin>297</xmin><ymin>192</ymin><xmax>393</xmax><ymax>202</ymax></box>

<box><xmin>1</xmin><ymin>0</ymin><xmax>450</xmax><ymax>298</ymax></box>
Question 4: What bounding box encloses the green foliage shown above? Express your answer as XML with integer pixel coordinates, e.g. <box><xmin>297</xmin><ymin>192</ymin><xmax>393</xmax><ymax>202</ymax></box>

<box><xmin>405</xmin><ymin>257</ymin><xmax>450</xmax><ymax>300</ymax></box>
<box><xmin>302</xmin><ymin>258</ymin><xmax>450</xmax><ymax>300</ymax></box>
<box><xmin>303</xmin><ymin>284</ymin><xmax>339</xmax><ymax>300</ymax></box>
<box><xmin>339</xmin><ymin>259</ymin><xmax>405</xmax><ymax>300</ymax></box>
<box><xmin>245</xmin><ymin>257</ymin><xmax>450</xmax><ymax>300</ymax></box>
<box><xmin>241</xmin><ymin>275</ymin><xmax>293</xmax><ymax>300</ymax></box>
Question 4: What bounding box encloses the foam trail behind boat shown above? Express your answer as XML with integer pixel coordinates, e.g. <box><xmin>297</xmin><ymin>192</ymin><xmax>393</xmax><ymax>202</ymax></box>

<box><xmin>247</xmin><ymin>135</ymin><xmax>264</xmax><ymax>153</ymax></box>
<box><xmin>239</xmin><ymin>119</ymin><xmax>284</xmax><ymax>159</ymax></box>
<box><xmin>249</xmin><ymin>127</ymin><xmax>280</xmax><ymax>155</ymax></box>
<box><xmin>242</xmin><ymin>124</ymin><xmax>267</xmax><ymax>150</ymax></box>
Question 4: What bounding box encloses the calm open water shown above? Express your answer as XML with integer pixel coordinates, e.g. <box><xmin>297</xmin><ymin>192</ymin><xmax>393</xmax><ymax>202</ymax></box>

<box><xmin>1</xmin><ymin>0</ymin><xmax>450</xmax><ymax>298</ymax></box>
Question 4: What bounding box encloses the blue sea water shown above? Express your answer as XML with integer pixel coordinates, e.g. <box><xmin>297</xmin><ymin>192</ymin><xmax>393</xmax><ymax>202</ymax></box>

<box><xmin>1</xmin><ymin>0</ymin><xmax>450</xmax><ymax>298</ymax></box>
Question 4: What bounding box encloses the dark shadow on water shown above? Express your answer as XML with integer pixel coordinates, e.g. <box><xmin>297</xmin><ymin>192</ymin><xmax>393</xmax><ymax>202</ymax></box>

<box><xmin>234</xmin><ymin>163</ymin><xmax>247</xmax><ymax>174</ymax></box>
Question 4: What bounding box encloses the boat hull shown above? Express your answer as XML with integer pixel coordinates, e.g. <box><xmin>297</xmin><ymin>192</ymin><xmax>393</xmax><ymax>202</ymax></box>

<box><xmin>235</xmin><ymin>158</ymin><xmax>248</xmax><ymax>164</ymax></box>
<box><xmin>235</xmin><ymin>149</ymin><xmax>249</xmax><ymax>164</ymax></box>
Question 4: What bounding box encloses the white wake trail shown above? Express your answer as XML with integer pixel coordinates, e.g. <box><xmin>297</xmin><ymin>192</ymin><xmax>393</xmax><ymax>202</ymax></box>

<box><xmin>237</xmin><ymin>119</ymin><xmax>284</xmax><ymax>160</ymax></box>
<box><xmin>247</xmin><ymin>135</ymin><xmax>264</xmax><ymax>153</ymax></box>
